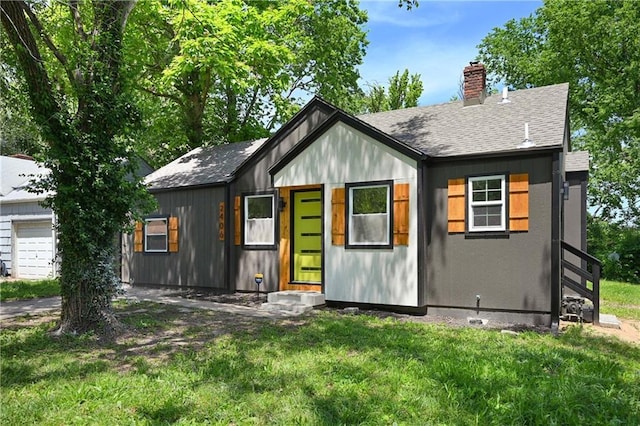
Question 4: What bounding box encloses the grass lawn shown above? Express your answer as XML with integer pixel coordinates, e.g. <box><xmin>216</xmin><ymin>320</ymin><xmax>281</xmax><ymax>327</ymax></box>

<box><xmin>0</xmin><ymin>279</ymin><xmax>60</xmax><ymax>302</ymax></box>
<box><xmin>1</xmin><ymin>302</ymin><xmax>639</xmax><ymax>425</ymax></box>
<box><xmin>600</xmin><ymin>279</ymin><xmax>640</xmax><ymax>320</ymax></box>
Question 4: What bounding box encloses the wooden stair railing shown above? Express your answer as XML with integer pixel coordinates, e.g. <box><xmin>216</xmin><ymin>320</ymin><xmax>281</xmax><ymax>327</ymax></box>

<box><xmin>561</xmin><ymin>241</ymin><xmax>601</xmax><ymax>325</ymax></box>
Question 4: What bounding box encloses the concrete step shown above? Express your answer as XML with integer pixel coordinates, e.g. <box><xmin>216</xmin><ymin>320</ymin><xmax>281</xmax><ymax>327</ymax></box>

<box><xmin>261</xmin><ymin>301</ymin><xmax>313</xmax><ymax>314</ymax></box>
<box><xmin>267</xmin><ymin>290</ymin><xmax>325</xmax><ymax>306</ymax></box>
<box><xmin>599</xmin><ymin>313</ymin><xmax>621</xmax><ymax>329</ymax></box>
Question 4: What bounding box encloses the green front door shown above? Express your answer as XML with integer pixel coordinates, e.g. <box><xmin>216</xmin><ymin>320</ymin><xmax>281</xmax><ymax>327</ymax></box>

<box><xmin>292</xmin><ymin>190</ymin><xmax>322</xmax><ymax>283</ymax></box>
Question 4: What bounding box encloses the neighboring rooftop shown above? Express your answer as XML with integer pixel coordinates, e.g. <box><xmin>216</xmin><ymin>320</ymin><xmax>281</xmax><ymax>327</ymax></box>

<box><xmin>144</xmin><ymin>139</ymin><xmax>267</xmax><ymax>191</ymax></box>
<box><xmin>565</xmin><ymin>150</ymin><xmax>590</xmax><ymax>172</ymax></box>
<box><xmin>0</xmin><ymin>155</ymin><xmax>50</xmax><ymax>202</ymax></box>
<box><xmin>358</xmin><ymin>83</ymin><xmax>569</xmax><ymax>157</ymax></box>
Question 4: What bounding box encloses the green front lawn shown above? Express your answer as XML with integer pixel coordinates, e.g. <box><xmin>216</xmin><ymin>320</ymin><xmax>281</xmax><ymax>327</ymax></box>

<box><xmin>0</xmin><ymin>279</ymin><xmax>60</xmax><ymax>302</ymax></box>
<box><xmin>1</xmin><ymin>305</ymin><xmax>638</xmax><ymax>425</ymax></box>
<box><xmin>600</xmin><ymin>279</ymin><xmax>640</xmax><ymax>320</ymax></box>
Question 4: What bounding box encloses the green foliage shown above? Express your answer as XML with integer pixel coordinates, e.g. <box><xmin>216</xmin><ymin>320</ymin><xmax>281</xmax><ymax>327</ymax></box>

<box><xmin>0</xmin><ymin>279</ymin><xmax>60</xmax><ymax>302</ymax></box>
<box><xmin>0</xmin><ymin>51</ymin><xmax>43</xmax><ymax>155</ymax></box>
<box><xmin>1</xmin><ymin>0</ymin><xmax>154</xmax><ymax>334</ymax></box>
<box><xmin>478</xmin><ymin>0</ymin><xmax>640</xmax><ymax>226</ymax></box>
<box><xmin>1</xmin><ymin>307</ymin><xmax>639</xmax><ymax>424</ymax></box>
<box><xmin>588</xmin><ymin>217</ymin><xmax>640</xmax><ymax>283</ymax></box>
<box><xmin>357</xmin><ymin>68</ymin><xmax>424</xmax><ymax>114</ymax></box>
<box><xmin>125</xmin><ymin>0</ymin><xmax>368</xmax><ymax>167</ymax></box>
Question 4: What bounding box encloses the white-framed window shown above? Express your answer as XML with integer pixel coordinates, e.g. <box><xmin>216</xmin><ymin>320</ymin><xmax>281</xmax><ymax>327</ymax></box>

<box><xmin>244</xmin><ymin>193</ymin><xmax>275</xmax><ymax>246</ymax></box>
<box><xmin>468</xmin><ymin>175</ymin><xmax>506</xmax><ymax>232</ymax></box>
<box><xmin>145</xmin><ymin>218</ymin><xmax>168</xmax><ymax>252</ymax></box>
<box><xmin>346</xmin><ymin>181</ymin><xmax>393</xmax><ymax>248</ymax></box>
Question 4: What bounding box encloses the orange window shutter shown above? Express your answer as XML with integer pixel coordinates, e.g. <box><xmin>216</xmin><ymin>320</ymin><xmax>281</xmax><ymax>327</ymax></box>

<box><xmin>448</xmin><ymin>178</ymin><xmax>466</xmax><ymax>233</ymax></box>
<box><xmin>218</xmin><ymin>202</ymin><xmax>225</xmax><ymax>241</ymax></box>
<box><xmin>509</xmin><ymin>173</ymin><xmax>529</xmax><ymax>231</ymax></box>
<box><xmin>168</xmin><ymin>217</ymin><xmax>179</xmax><ymax>252</ymax></box>
<box><xmin>331</xmin><ymin>188</ymin><xmax>345</xmax><ymax>245</ymax></box>
<box><xmin>234</xmin><ymin>196</ymin><xmax>241</xmax><ymax>246</ymax></box>
<box><xmin>393</xmin><ymin>183</ymin><xmax>410</xmax><ymax>246</ymax></box>
<box><xmin>134</xmin><ymin>221</ymin><xmax>143</xmax><ymax>252</ymax></box>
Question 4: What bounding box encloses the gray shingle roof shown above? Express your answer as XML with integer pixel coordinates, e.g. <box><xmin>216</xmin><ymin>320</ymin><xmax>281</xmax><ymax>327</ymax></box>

<box><xmin>144</xmin><ymin>139</ymin><xmax>267</xmax><ymax>190</ymax></box>
<box><xmin>147</xmin><ymin>83</ymin><xmax>571</xmax><ymax>190</ymax></box>
<box><xmin>358</xmin><ymin>83</ymin><xmax>569</xmax><ymax>157</ymax></box>
<box><xmin>565</xmin><ymin>150</ymin><xmax>589</xmax><ymax>172</ymax></box>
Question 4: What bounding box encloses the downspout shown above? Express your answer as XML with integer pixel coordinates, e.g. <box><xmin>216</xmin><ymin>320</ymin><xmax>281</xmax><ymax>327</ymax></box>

<box><xmin>416</xmin><ymin>159</ymin><xmax>426</xmax><ymax>308</ymax></box>
<box><xmin>551</xmin><ymin>151</ymin><xmax>562</xmax><ymax>333</ymax></box>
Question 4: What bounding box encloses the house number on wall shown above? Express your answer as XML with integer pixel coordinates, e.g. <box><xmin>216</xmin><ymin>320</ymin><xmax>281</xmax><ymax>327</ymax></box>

<box><xmin>219</xmin><ymin>202</ymin><xmax>225</xmax><ymax>240</ymax></box>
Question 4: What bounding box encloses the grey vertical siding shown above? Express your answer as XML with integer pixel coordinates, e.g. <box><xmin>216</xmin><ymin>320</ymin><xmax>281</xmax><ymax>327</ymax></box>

<box><xmin>563</xmin><ymin>171</ymin><xmax>587</xmax><ymax>251</ymax></box>
<box><xmin>124</xmin><ymin>186</ymin><xmax>227</xmax><ymax>289</ymax></box>
<box><xmin>425</xmin><ymin>154</ymin><xmax>554</xmax><ymax>318</ymax></box>
<box><xmin>232</xmin><ymin>106</ymin><xmax>332</xmax><ymax>292</ymax></box>
<box><xmin>563</xmin><ymin>170</ymin><xmax>589</xmax><ymax>289</ymax></box>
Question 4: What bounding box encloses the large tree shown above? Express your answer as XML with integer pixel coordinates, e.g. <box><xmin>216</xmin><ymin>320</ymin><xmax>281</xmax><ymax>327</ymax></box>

<box><xmin>1</xmin><ymin>0</ymin><xmax>152</xmax><ymax>334</ymax></box>
<box><xmin>357</xmin><ymin>69</ymin><xmax>424</xmax><ymax>114</ymax></box>
<box><xmin>124</xmin><ymin>0</ymin><xmax>368</xmax><ymax>167</ymax></box>
<box><xmin>478</xmin><ymin>0</ymin><xmax>640</xmax><ymax>226</ymax></box>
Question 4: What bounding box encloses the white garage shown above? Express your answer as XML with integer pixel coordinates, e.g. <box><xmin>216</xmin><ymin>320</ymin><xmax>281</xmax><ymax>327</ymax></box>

<box><xmin>14</xmin><ymin>221</ymin><xmax>55</xmax><ymax>279</ymax></box>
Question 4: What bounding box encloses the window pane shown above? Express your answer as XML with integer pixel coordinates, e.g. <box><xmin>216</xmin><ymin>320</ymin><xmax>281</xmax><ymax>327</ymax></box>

<box><xmin>245</xmin><ymin>218</ymin><xmax>274</xmax><ymax>245</ymax></box>
<box><xmin>487</xmin><ymin>179</ymin><xmax>502</xmax><ymax>190</ymax></box>
<box><xmin>353</xmin><ymin>186</ymin><xmax>388</xmax><ymax>214</ymax></box>
<box><xmin>472</xmin><ymin>180</ymin><xmax>486</xmax><ymax>191</ymax></box>
<box><xmin>248</xmin><ymin>196</ymin><xmax>273</xmax><ymax>219</ymax></box>
<box><xmin>472</xmin><ymin>192</ymin><xmax>486</xmax><ymax>202</ymax></box>
<box><xmin>245</xmin><ymin>194</ymin><xmax>275</xmax><ymax>245</ymax></box>
<box><xmin>350</xmin><ymin>214</ymin><xmax>388</xmax><ymax>244</ymax></box>
<box><xmin>473</xmin><ymin>205</ymin><xmax>503</xmax><ymax>229</ymax></box>
<box><xmin>473</xmin><ymin>212</ymin><xmax>488</xmax><ymax>227</ymax></box>
<box><xmin>487</xmin><ymin>214</ymin><xmax>502</xmax><ymax>226</ymax></box>
<box><xmin>146</xmin><ymin>235</ymin><xmax>167</xmax><ymax>251</ymax></box>
<box><xmin>487</xmin><ymin>189</ymin><xmax>502</xmax><ymax>201</ymax></box>
<box><xmin>146</xmin><ymin>219</ymin><xmax>167</xmax><ymax>235</ymax></box>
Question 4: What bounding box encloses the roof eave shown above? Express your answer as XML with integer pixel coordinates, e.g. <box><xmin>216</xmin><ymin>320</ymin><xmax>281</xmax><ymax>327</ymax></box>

<box><xmin>426</xmin><ymin>144</ymin><xmax>563</xmax><ymax>163</ymax></box>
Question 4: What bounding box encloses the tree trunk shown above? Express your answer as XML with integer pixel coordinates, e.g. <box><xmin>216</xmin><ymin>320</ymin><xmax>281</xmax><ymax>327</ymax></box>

<box><xmin>2</xmin><ymin>0</ymin><xmax>143</xmax><ymax>336</ymax></box>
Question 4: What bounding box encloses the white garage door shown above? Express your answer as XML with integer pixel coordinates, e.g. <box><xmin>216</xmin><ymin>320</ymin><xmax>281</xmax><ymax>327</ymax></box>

<box><xmin>15</xmin><ymin>221</ymin><xmax>55</xmax><ymax>279</ymax></box>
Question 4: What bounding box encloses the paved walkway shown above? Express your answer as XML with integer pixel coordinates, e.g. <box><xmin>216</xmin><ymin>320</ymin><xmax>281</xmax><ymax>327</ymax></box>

<box><xmin>1</xmin><ymin>285</ymin><xmax>298</xmax><ymax>320</ymax></box>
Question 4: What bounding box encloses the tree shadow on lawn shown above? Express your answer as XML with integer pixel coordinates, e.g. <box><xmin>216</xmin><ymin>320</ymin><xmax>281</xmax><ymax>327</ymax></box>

<box><xmin>2</xmin><ymin>305</ymin><xmax>639</xmax><ymax>424</ymax></box>
<box><xmin>184</xmin><ymin>313</ymin><xmax>640</xmax><ymax>424</ymax></box>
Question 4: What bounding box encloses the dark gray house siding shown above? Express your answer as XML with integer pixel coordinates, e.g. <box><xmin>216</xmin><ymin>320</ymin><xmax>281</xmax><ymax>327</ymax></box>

<box><xmin>231</xmin><ymin>105</ymin><xmax>333</xmax><ymax>292</ymax></box>
<box><xmin>123</xmin><ymin>186</ymin><xmax>226</xmax><ymax>289</ymax></box>
<box><xmin>562</xmin><ymin>150</ymin><xmax>590</xmax><ymax>292</ymax></box>
<box><xmin>424</xmin><ymin>153</ymin><xmax>556</xmax><ymax>324</ymax></box>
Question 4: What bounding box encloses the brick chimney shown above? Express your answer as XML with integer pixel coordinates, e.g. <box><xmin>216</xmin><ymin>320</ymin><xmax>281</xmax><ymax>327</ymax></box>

<box><xmin>463</xmin><ymin>61</ymin><xmax>486</xmax><ymax>106</ymax></box>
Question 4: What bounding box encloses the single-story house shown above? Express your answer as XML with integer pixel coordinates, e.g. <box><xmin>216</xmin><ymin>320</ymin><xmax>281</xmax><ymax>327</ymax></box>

<box><xmin>123</xmin><ymin>63</ymin><xmax>593</xmax><ymax>326</ymax></box>
<box><xmin>1</xmin><ymin>154</ymin><xmax>154</xmax><ymax>279</ymax></box>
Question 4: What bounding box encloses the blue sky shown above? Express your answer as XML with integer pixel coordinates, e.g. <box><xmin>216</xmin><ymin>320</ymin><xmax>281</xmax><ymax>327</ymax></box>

<box><xmin>358</xmin><ymin>1</ymin><xmax>542</xmax><ymax>105</ymax></box>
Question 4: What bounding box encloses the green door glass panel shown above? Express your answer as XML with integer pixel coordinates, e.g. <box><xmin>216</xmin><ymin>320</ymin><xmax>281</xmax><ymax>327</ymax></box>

<box><xmin>293</xmin><ymin>190</ymin><xmax>322</xmax><ymax>283</ymax></box>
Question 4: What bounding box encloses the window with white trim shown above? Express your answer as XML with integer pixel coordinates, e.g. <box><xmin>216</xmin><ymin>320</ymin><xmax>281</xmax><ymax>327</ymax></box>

<box><xmin>346</xmin><ymin>181</ymin><xmax>392</xmax><ymax>248</ymax></box>
<box><xmin>244</xmin><ymin>194</ymin><xmax>275</xmax><ymax>246</ymax></box>
<box><xmin>145</xmin><ymin>218</ymin><xmax>168</xmax><ymax>252</ymax></box>
<box><xmin>468</xmin><ymin>175</ymin><xmax>506</xmax><ymax>232</ymax></box>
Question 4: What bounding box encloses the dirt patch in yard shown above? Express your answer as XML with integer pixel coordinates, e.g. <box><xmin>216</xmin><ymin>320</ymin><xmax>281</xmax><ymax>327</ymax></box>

<box><xmin>566</xmin><ymin>318</ymin><xmax>640</xmax><ymax>344</ymax></box>
<box><xmin>2</xmin><ymin>296</ymin><xmax>636</xmax><ymax>373</ymax></box>
<box><xmin>168</xmin><ymin>289</ymin><xmax>266</xmax><ymax>308</ymax></box>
